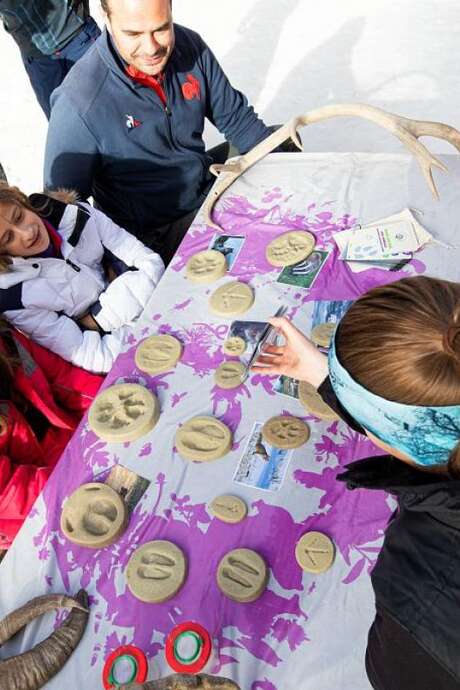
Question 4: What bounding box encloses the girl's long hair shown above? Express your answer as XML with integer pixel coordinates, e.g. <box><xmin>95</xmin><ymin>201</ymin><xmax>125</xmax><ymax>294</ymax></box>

<box><xmin>336</xmin><ymin>276</ymin><xmax>460</xmax><ymax>477</ymax></box>
<box><xmin>0</xmin><ymin>182</ymin><xmax>37</xmax><ymax>273</ymax></box>
<box><xmin>0</xmin><ymin>182</ymin><xmax>78</xmax><ymax>272</ymax></box>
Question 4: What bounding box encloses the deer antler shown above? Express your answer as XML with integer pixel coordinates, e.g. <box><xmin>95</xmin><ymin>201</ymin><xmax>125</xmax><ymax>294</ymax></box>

<box><xmin>204</xmin><ymin>103</ymin><xmax>460</xmax><ymax>231</ymax></box>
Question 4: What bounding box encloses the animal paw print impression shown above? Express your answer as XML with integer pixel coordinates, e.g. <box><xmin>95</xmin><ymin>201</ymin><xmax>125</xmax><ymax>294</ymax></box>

<box><xmin>186</xmin><ymin>249</ymin><xmax>227</xmax><ymax>284</ymax></box>
<box><xmin>126</xmin><ymin>540</ymin><xmax>187</xmax><ymax>603</ymax></box>
<box><xmin>88</xmin><ymin>383</ymin><xmax>159</xmax><ymax>442</ymax></box>
<box><xmin>266</xmin><ymin>230</ymin><xmax>315</xmax><ymax>267</ymax></box>
<box><xmin>262</xmin><ymin>415</ymin><xmax>310</xmax><ymax>449</ymax></box>
<box><xmin>222</xmin><ymin>336</ymin><xmax>246</xmax><ymax>356</ymax></box>
<box><xmin>60</xmin><ymin>483</ymin><xmax>128</xmax><ymax>548</ymax></box>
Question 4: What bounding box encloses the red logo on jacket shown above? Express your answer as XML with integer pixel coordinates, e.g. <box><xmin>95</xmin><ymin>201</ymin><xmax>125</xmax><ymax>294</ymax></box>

<box><xmin>182</xmin><ymin>74</ymin><xmax>201</xmax><ymax>101</ymax></box>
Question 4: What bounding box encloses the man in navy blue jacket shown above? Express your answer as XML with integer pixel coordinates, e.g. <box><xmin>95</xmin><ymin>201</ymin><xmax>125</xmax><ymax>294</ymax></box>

<box><xmin>44</xmin><ymin>0</ymin><xmax>280</xmax><ymax>263</ymax></box>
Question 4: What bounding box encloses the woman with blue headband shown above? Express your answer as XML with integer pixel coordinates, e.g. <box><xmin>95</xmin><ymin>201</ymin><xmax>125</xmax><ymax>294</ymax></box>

<box><xmin>253</xmin><ymin>275</ymin><xmax>460</xmax><ymax>690</ymax></box>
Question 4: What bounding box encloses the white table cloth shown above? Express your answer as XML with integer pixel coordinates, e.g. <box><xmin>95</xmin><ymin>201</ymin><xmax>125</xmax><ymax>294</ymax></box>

<box><xmin>2</xmin><ymin>152</ymin><xmax>459</xmax><ymax>690</ymax></box>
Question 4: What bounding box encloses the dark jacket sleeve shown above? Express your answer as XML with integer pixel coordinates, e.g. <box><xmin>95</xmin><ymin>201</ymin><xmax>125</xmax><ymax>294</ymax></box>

<box><xmin>198</xmin><ymin>36</ymin><xmax>273</xmax><ymax>154</ymax></box>
<box><xmin>44</xmin><ymin>95</ymin><xmax>99</xmax><ymax>199</ymax></box>
<box><xmin>318</xmin><ymin>376</ymin><xmax>366</xmax><ymax>434</ymax></box>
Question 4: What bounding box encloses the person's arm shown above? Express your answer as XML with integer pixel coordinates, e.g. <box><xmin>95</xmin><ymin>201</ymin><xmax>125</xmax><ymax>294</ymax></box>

<box><xmin>90</xmin><ymin>271</ymin><xmax>159</xmax><ymax>332</ymax></box>
<box><xmin>251</xmin><ymin>316</ymin><xmax>329</xmax><ymax>387</ymax></box>
<box><xmin>251</xmin><ymin>317</ymin><xmax>365</xmax><ymax>432</ymax></box>
<box><xmin>79</xmin><ymin>203</ymin><xmax>165</xmax><ymax>283</ymax></box>
<box><xmin>44</xmin><ymin>96</ymin><xmax>99</xmax><ymax>199</ymax></box>
<box><xmin>77</xmin><ymin>204</ymin><xmax>165</xmax><ymax>331</ymax></box>
<box><xmin>198</xmin><ymin>37</ymin><xmax>272</xmax><ymax>154</ymax></box>
<box><xmin>4</xmin><ymin>308</ymin><xmax>125</xmax><ymax>374</ymax></box>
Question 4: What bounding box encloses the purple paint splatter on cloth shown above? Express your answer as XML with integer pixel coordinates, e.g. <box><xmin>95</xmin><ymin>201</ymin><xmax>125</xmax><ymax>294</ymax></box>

<box><xmin>27</xmin><ymin>188</ymin><xmax>425</xmax><ymax>686</ymax></box>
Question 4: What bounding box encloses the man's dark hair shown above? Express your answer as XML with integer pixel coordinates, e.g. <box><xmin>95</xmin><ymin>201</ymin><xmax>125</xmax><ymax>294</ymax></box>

<box><xmin>101</xmin><ymin>0</ymin><xmax>172</xmax><ymax>16</ymax></box>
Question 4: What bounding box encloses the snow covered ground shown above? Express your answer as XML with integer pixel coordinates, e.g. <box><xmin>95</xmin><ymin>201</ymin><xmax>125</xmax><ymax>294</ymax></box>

<box><xmin>1</xmin><ymin>0</ymin><xmax>460</xmax><ymax>193</ymax></box>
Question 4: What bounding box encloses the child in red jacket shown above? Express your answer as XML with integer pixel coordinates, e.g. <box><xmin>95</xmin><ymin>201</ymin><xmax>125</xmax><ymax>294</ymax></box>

<box><xmin>0</xmin><ymin>320</ymin><xmax>103</xmax><ymax>549</ymax></box>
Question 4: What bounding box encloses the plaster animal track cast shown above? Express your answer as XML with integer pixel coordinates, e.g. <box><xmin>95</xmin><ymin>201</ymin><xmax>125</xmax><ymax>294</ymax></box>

<box><xmin>185</xmin><ymin>250</ymin><xmax>227</xmax><ymax>283</ymax></box>
<box><xmin>265</xmin><ymin>231</ymin><xmax>315</xmax><ymax>267</ymax></box>
<box><xmin>298</xmin><ymin>381</ymin><xmax>340</xmax><ymax>421</ymax></box>
<box><xmin>175</xmin><ymin>416</ymin><xmax>233</xmax><ymax>462</ymax></box>
<box><xmin>209</xmin><ymin>495</ymin><xmax>247</xmax><ymax>524</ymax></box>
<box><xmin>262</xmin><ymin>415</ymin><xmax>310</xmax><ymax>449</ymax></box>
<box><xmin>119</xmin><ymin>673</ymin><xmax>241</xmax><ymax>689</ymax></box>
<box><xmin>135</xmin><ymin>335</ymin><xmax>182</xmax><ymax>374</ymax></box>
<box><xmin>126</xmin><ymin>541</ymin><xmax>187</xmax><ymax>603</ymax></box>
<box><xmin>222</xmin><ymin>336</ymin><xmax>246</xmax><ymax>355</ymax></box>
<box><xmin>295</xmin><ymin>531</ymin><xmax>335</xmax><ymax>573</ymax></box>
<box><xmin>311</xmin><ymin>322</ymin><xmax>336</xmax><ymax>349</ymax></box>
<box><xmin>88</xmin><ymin>383</ymin><xmax>159</xmax><ymax>442</ymax></box>
<box><xmin>217</xmin><ymin>548</ymin><xmax>268</xmax><ymax>602</ymax></box>
<box><xmin>60</xmin><ymin>483</ymin><xmax>128</xmax><ymax>548</ymax></box>
<box><xmin>209</xmin><ymin>281</ymin><xmax>254</xmax><ymax>317</ymax></box>
<box><xmin>214</xmin><ymin>361</ymin><xmax>246</xmax><ymax>389</ymax></box>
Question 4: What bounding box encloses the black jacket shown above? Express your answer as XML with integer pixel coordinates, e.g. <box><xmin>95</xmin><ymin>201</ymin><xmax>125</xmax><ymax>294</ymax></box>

<box><xmin>44</xmin><ymin>26</ymin><xmax>272</xmax><ymax>238</ymax></box>
<box><xmin>319</xmin><ymin>378</ymin><xmax>460</xmax><ymax>690</ymax></box>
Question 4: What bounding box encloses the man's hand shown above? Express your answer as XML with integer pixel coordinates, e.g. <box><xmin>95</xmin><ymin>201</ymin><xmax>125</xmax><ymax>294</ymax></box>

<box><xmin>278</xmin><ymin>135</ymin><xmax>302</xmax><ymax>153</ymax></box>
<box><xmin>251</xmin><ymin>316</ymin><xmax>328</xmax><ymax>388</ymax></box>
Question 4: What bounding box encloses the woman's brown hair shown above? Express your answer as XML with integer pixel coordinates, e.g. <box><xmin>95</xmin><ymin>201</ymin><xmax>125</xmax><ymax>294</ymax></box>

<box><xmin>336</xmin><ymin>276</ymin><xmax>460</xmax><ymax>477</ymax></box>
<box><xmin>0</xmin><ymin>182</ymin><xmax>78</xmax><ymax>272</ymax></box>
<box><xmin>0</xmin><ymin>181</ymin><xmax>35</xmax><ymax>212</ymax></box>
<box><xmin>0</xmin><ymin>182</ymin><xmax>39</xmax><ymax>273</ymax></box>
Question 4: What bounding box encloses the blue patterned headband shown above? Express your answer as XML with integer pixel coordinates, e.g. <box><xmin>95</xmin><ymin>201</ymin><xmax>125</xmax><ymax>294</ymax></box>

<box><xmin>328</xmin><ymin>331</ymin><xmax>460</xmax><ymax>467</ymax></box>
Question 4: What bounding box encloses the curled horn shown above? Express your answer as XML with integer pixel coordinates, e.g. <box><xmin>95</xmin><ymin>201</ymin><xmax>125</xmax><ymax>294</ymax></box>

<box><xmin>120</xmin><ymin>673</ymin><xmax>241</xmax><ymax>690</ymax></box>
<box><xmin>204</xmin><ymin>102</ymin><xmax>460</xmax><ymax>232</ymax></box>
<box><xmin>0</xmin><ymin>589</ymin><xmax>89</xmax><ymax>690</ymax></box>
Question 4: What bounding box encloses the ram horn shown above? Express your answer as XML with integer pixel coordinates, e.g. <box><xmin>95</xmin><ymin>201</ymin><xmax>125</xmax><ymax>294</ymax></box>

<box><xmin>0</xmin><ymin>589</ymin><xmax>89</xmax><ymax>690</ymax></box>
<box><xmin>203</xmin><ymin>102</ymin><xmax>460</xmax><ymax>231</ymax></box>
<box><xmin>120</xmin><ymin>673</ymin><xmax>241</xmax><ymax>689</ymax></box>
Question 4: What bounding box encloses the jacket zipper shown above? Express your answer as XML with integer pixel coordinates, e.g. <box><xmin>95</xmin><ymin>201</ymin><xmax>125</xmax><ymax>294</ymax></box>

<box><xmin>163</xmin><ymin>72</ymin><xmax>173</xmax><ymax>140</ymax></box>
<box><xmin>66</xmin><ymin>258</ymin><xmax>81</xmax><ymax>272</ymax></box>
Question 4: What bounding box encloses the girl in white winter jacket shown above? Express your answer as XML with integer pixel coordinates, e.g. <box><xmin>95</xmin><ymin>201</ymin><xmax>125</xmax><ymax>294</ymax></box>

<box><xmin>0</xmin><ymin>183</ymin><xmax>165</xmax><ymax>373</ymax></box>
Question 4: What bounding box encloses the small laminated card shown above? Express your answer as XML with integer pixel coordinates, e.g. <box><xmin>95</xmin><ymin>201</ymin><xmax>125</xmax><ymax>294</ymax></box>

<box><xmin>334</xmin><ymin>209</ymin><xmax>434</xmax><ymax>269</ymax></box>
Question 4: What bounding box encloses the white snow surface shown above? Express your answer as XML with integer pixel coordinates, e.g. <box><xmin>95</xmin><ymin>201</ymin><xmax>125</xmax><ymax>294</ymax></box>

<box><xmin>1</xmin><ymin>0</ymin><xmax>460</xmax><ymax>192</ymax></box>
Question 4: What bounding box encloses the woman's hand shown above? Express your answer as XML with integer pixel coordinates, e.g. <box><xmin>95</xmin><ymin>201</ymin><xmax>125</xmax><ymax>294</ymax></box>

<box><xmin>251</xmin><ymin>316</ymin><xmax>329</xmax><ymax>388</ymax></box>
